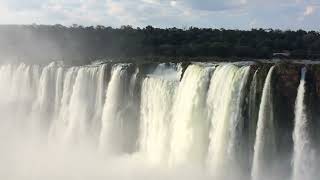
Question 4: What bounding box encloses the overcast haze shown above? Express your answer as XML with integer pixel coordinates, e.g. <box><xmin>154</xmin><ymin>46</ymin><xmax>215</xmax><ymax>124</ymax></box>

<box><xmin>0</xmin><ymin>0</ymin><xmax>319</xmax><ymax>30</ymax></box>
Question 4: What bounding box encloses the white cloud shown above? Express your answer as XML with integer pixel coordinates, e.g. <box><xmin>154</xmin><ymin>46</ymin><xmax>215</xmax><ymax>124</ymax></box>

<box><xmin>181</xmin><ymin>0</ymin><xmax>248</xmax><ymax>11</ymax></box>
<box><xmin>303</xmin><ymin>5</ymin><xmax>316</xmax><ymax>16</ymax></box>
<box><xmin>141</xmin><ymin>0</ymin><xmax>160</xmax><ymax>4</ymax></box>
<box><xmin>249</xmin><ymin>19</ymin><xmax>258</xmax><ymax>28</ymax></box>
<box><xmin>0</xmin><ymin>0</ymin><xmax>318</xmax><ymax>30</ymax></box>
<box><xmin>170</xmin><ymin>1</ymin><xmax>177</xmax><ymax>7</ymax></box>
<box><xmin>107</xmin><ymin>0</ymin><xmax>125</xmax><ymax>15</ymax></box>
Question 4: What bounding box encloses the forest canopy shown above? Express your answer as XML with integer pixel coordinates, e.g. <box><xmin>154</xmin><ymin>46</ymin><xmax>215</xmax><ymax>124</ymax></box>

<box><xmin>0</xmin><ymin>24</ymin><xmax>320</xmax><ymax>64</ymax></box>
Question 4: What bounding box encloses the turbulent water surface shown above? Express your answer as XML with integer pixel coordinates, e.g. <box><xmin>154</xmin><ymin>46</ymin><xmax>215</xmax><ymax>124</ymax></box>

<box><xmin>0</xmin><ymin>61</ymin><xmax>319</xmax><ymax>180</ymax></box>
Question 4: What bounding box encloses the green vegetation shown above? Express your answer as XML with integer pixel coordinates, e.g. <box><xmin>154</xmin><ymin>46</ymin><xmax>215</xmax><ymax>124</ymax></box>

<box><xmin>0</xmin><ymin>24</ymin><xmax>320</xmax><ymax>64</ymax></box>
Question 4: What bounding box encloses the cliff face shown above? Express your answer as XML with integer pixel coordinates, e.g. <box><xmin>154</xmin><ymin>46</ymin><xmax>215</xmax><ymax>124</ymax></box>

<box><xmin>308</xmin><ymin>65</ymin><xmax>320</xmax><ymax>143</ymax></box>
<box><xmin>273</xmin><ymin>64</ymin><xmax>300</xmax><ymax>163</ymax></box>
<box><xmin>274</xmin><ymin>64</ymin><xmax>300</xmax><ymax>102</ymax></box>
<box><xmin>311</xmin><ymin>65</ymin><xmax>320</xmax><ymax>98</ymax></box>
<box><xmin>249</xmin><ymin>62</ymin><xmax>320</xmax><ymax>112</ymax></box>
<box><xmin>239</xmin><ymin>62</ymin><xmax>315</xmax><ymax>172</ymax></box>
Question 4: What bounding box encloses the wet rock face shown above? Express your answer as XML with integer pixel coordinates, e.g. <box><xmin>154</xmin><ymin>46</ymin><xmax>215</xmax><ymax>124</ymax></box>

<box><xmin>308</xmin><ymin>65</ymin><xmax>320</xmax><ymax>145</ymax></box>
<box><xmin>271</xmin><ymin>64</ymin><xmax>301</xmax><ymax>167</ymax></box>
<box><xmin>311</xmin><ymin>65</ymin><xmax>320</xmax><ymax>98</ymax></box>
<box><xmin>262</xmin><ymin>63</ymin><xmax>320</xmax><ymax>165</ymax></box>
<box><xmin>274</xmin><ymin>64</ymin><xmax>301</xmax><ymax>104</ymax></box>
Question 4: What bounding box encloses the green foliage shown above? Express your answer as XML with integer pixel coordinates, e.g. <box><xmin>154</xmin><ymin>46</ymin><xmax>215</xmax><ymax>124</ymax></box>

<box><xmin>0</xmin><ymin>25</ymin><xmax>319</xmax><ymax>64</ymax></box>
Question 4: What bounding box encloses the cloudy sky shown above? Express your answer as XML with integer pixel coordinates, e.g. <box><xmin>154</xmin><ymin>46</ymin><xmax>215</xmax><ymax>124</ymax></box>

<box><xmin>0</xmin><ymin>0</ymin><xmax>319</xmax><ymax>30</ymax></box>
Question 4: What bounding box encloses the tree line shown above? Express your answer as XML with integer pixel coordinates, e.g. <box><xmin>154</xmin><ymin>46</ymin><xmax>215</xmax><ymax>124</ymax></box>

<box><xmin>0</xmin><ymin>24</ymin><xmax>320</xmax><ymax>64</ymax></box>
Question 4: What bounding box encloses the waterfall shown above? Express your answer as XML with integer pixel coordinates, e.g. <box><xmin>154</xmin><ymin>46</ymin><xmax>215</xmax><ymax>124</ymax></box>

<box><xmin>168</xmin><ymin>65</ymin><xmax>211</xmax><ymax>167</ymax></box>
<box><xmin>32</xmin><ymin>63</ymin><xmax>59</xmax><ymax>134</ymax></box>
<box><xmin>62</xmin><ymin>67</ymin><xmax>103</xmax><ymax>145</ymax></box>
<box><xmin>206</xmin><ymin>64</ymin><xmax>250</xmax><ymax>179</ymax></box>
<box><xmin>0</xmin><ymin>61</ymin><xmax>319</xmax><ymax>180</ymax></box>
<box><xmin>99</xmin><ymin>64</ymin><xmax>135</xmax><ymax>154</ymax></box>
<box><xmin>248</xmin><ymin>70</ymin><xmax>259</xmax><ymax>167</ymax></box>
<box><xmin>45</xmin><ymin>65</ymin><xmax>108</xmax><ymax>147</ymax></box>
<box><xmin>0</xmin><ymin>64</ymin><xmax>40</xmax><ymax>133</ymax></box>
<box><xmin>292</xmin><ymin>67</ymin><xmax>316</xmax><ymax>180</ymax></box>
<box><xmin>54</xmin><ymin>67</ymin><xmax>64</xmax><ymax>119</ymax></box>
<box><xmin>49</xmin><ymin>67</ymin><xmax>79</xmax><ymax>143</ymax></box>
<box><xmin>251</xmin><ymin>66</ymin><xmax>276</xmax><ymax>180</ymax></box>
<box><xmin>139</xmin><ymin>76</ymin><xmax>178</xmax><ymax>164</ymax></box>
<box><xmin>91</xmin><ymin>64</ymin><xmax>108</xmax><ymax>141</ymax></box>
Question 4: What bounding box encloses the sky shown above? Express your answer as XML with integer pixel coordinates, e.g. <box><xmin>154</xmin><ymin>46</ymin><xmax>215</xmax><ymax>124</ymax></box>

<box><xmin>0</xmin><ymin>0</ymin><xmax>319</xmax><ymax>30</ymax></box>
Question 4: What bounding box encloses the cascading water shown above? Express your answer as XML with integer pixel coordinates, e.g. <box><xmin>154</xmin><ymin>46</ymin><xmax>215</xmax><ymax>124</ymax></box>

<box><xmin>248</xmin><ymin>70</ymin><xmax>260</xmax><ymax>166</ymax></box>
<box><xmin>47</xmin><ymin>65</ymin><xmax>109</xmax><ymax>147</ymax></box>
<box><xmin>32</xmin><ymin>62</ymin><xmax>59</xmax><ymax>135</ymax></box>
<box><xmin>91</xmin><ymin>64</ymin><xmax>108</xmax><ymax>141</ymax></box>
<box><xmin>0</xmin><ymin>61</ymin><xmax>319</xmax><ymax>180</ymax></box>
<box><xmin>292</xmin><ymin>67</ymin><xmax>316</xmax><ymax>180</ymax></box>
<box><xmin>99</xmin><ymin>64</ymin><xmax>140</xmax><ymax>155</ymax></box>
<box><xmin>206</xmin><ymin>64</ymin><xmax>250</xmax><ymax>179</ymax></box>
<box><xmin>0</xmin><ymin>63</ymin><xmax>40</xmax><ymax>133</ymax></box>
<box><xmin>139</xmin><ymin>75</ymin><xmax>178</xmax><ymax>164</ymax></box>
<box><xmin>63</xmin><ymin>67</ymin><xmax>103</xmax><ymax>145</ymax></box>
<box><xmin>169</xmin><ymin>64</ymin><xmax>211</xmax><ymax>167</ymax></box>
<box><xmin>251</xmin><ymin>66</ymin><xmax>276</xmax><ymax>180</ymax></box>
<box><xmin>99</xmin><ymin>64</ymin><xmax>129</xmax><ymax>154</ymax></box>
<box><xmin>49</xmin><ymin>67</ymin><xmax>78</xmax><ymax>143</ymax></box>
